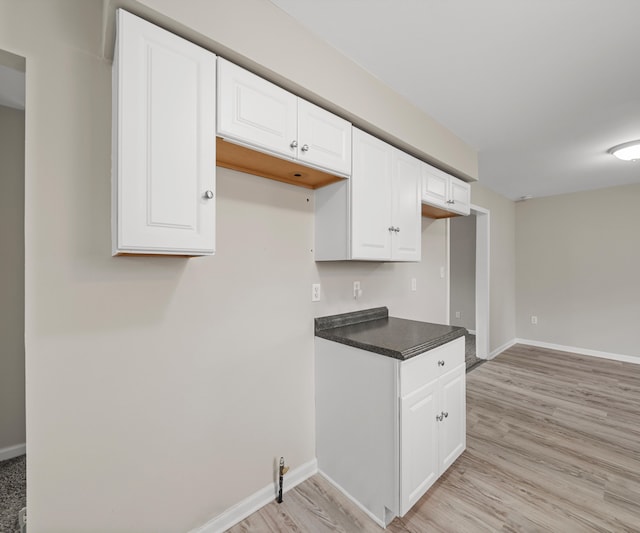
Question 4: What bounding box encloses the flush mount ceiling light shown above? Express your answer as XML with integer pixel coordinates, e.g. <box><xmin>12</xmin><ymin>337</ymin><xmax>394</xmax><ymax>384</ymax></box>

<box><xmin>609</xmin><ymin>140</ymin><xmax>640</xmax><ymax>161</ymax></box>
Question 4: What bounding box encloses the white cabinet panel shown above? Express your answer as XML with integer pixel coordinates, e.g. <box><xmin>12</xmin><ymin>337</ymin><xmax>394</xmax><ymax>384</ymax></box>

<box><xmin>438</xmin><ymin>364</ymin><xmax>466</xmax><ymax>472</ymax></box>
<box><xmin>318</xmin><ymin>129</ymin><xmax>421</xmax><ymax>261</ymax></box>
<box><xmin>422</xmin><ymin>166</ymin><xmax>449</xmax><ymax>208</ymax></box>
<box><xmin>298</xmin><ymin>98</ymin><xmax>352</xmax><ymax>176</ymax></box>
<box><xmin>400</xmin><ymin>380</ymin><xmax>439</xmax><ymax>515</ymax></box>
<box><xmin>450</xmin><ymin>178</ymin><xmax>471</xmax><ymax>215</ymax></box>
<box><xmin>217</xmin><ymin>59</ymin><xmax>351</xmax><ymax>177</ymax></box>
<box><xmin>392</xmin><ymin>150</ymin><xmax>422</xmax><ymax>261</ymax></box>
<box><xmin>113</xmin><ymin>9</ymin><xmax>216</xmax><ymax>256</ymax></box>
<box><xmin>217</xmin><ymin>58</ymin><xmax>297</xmax><ymax>160</ymax></box>
<box><xmin>351</xmin><ymin>129</ymin><xmax>393</xmax><ymax>260</ymax></box>
<box><xmin>421</xmin><ymin>163</ymin><xmax>470</xmax><ymax>217</ymax></box>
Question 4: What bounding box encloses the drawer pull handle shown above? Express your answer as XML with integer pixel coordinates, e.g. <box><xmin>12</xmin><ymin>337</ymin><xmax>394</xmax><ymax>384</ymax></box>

<box><xmin>436</xmin><ymin>413</ymin><xmax>443</xmax><ymax>422</ymax></box>
<box><xmin>438</xmin><ymin>360</ymin><xmax>445</xmax><ymax>366</ymax></box>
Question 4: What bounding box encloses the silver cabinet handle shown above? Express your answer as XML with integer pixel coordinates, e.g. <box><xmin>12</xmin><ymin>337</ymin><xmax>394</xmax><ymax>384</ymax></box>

<box><xmin>446</xmin><ymin>199</ymin><xmax>455</xmax><ymax>204</ymax></box>
<box><xmin>438</xmin><ymin>360</ymin><xmax>445</xmax><ymax>366</ymax></box>
<box><xmin>443</xmin><ymin>411</ymin><xmax>448</xmax><ymax>418</ymax></box>
<box><xmin>301</xmin><ymin>144</ymin><xmax>310</xmax><ymax>152</ymax></box>
<box><xmin>290</xmin><ymin>140</ymin><xmax>298</xmax><ymax>149</ymax></box>
<box><xmin>388</xmin><ymin>227</ymin><xmax>395</xmax><ymax>232</ymax></box>
<box><xmin>395</xmin><ymin>227</ymin><xmax>400</xmax><ymax>233</ymax></box>
<box><xmin>204</xmin><ymin>190</ymin><xmax>214</xmax><ymax>199</ymax></box>
<box><xmin>436</xmin><ymin>413</ymin><xmax>443</xmax><ymax>422</ymax></box>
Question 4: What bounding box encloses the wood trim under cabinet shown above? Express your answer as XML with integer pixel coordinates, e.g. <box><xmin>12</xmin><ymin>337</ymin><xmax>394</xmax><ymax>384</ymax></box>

<box><xmin>421</xmin><ymin>203</ymin><xmax>462</xmax><ymax>219</ymax></box>
<box><xmin>216</xmin><ymin>137</ymin><xmax>345</xmax><ymax>189</ymax></box>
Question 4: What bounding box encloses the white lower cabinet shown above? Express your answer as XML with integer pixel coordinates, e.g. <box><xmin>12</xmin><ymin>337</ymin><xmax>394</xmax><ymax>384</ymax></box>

<box><xmin>400</xmin><ymin>361</ymin><xmax>466</xmax><ymax>515</ymax></box>
<box><xmin>315</xmin><ymin>336</ymin><xmax>466</xmax><ymax>527</ymax></box>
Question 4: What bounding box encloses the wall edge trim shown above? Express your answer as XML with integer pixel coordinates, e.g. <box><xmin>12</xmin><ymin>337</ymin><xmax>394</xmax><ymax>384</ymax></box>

<box><xmin>190</xmin><ymin>458</ymin><xmax>318</xmax><ymax>533</ymax></box>
<box><xmin>487</xmin><ymin>338</ymin><xmax>517</xmax><ymax>360</ymax></box>
<box><xmin>515</xmin><ymin>339</ymin><xmax>640</xmax><ymax>365</ymax></box>
<box><xmin>0</xmin><ymin>443</ymin><xmax>26</xmax><ymax>462</ymax></box>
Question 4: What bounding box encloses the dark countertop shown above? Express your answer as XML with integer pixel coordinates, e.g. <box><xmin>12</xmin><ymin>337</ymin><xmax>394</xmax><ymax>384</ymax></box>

<box><xmin>315</xmin><ymin>307</ymin><xmax>466</xmax><ymax>361</ymax></box>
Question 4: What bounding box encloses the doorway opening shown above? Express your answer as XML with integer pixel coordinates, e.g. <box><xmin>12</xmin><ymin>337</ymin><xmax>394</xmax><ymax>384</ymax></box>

<box><xmin>0</xmin><ymin>47</ymin><xmax>26</xmax><ymax>533</ymax></box>
<box><xmin>449</xmin><ymin>206</ymin><xmax>489</xmax><ymax>365</ymax></box>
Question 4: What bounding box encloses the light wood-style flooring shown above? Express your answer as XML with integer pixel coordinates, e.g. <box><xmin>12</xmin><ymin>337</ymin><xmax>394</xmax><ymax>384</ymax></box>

<box><xmin>228</xmin><ymin>344</ymin><xmax>640</xmax><ymax>532</ymax></box>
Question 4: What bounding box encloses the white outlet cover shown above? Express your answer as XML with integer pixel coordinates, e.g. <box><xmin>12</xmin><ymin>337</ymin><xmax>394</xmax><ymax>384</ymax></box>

<box><xmin>312</xmin><ymin>283</ymin><xmax>321</xmax><ymax>302</ymax></box>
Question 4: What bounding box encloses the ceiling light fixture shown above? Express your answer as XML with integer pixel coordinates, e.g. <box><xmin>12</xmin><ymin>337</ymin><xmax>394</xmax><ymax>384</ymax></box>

<box><xmin>609</xmin><ymin>140</ymin><xmax>640</xmax><ymax>161</ymax></box>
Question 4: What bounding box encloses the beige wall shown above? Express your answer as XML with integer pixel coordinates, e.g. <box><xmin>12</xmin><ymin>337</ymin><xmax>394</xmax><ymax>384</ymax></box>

<box><xmin>0</xmin><ymin>104</ymin><xmax>25</xmax><ymax>451</ymax></box>
<box><xmin>470</xmin><ymin>182</ymin><xmax>517</xmax><ymax>354</ymax></box>
<box><xmin>450</xmin><ymin>215</ymin><xmax>476</xmax><ymax>330</ymax></box>
<box><xmin>0</xmin><ymin>1</ymin><xmax>456</xmax><ymax>530</ymax></box>
<box><xmin>516</xmin><ymin>185</ymin><xmax>640</xmax><ymax>358</ymax></box>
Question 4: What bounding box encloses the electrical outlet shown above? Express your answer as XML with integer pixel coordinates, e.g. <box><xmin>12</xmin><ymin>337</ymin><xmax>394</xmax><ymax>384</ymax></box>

<box><xmin>455</xmin><ymin>311</ymin><xmax>461</xmax><ymax>319</ymax></box>
<box><xmin>440</xmin><ymin>266</ymin><xmax>446</xmax><ymax>279</ymax></box>
<box><xmin>531</xmin><ymin>315</ymin><xmax>538</xmax><ymax>325</ymax></box>
<box><xmin>411</xmin><ymin>278</ymin><xmax>417</xmax><ymax>291</ymax></box>
<box><xmin>353</xmin><ymin>281</ymin><xmax>362</xmax><ymax>299</ymax></box>
<box><xmin>312</xmin><ymin>283</ymin><xmax>321</xmax><ymax>302</ymax></box>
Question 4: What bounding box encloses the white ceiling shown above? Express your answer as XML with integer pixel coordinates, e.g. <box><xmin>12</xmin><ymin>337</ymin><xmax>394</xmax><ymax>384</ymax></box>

<box><xmin>269</xmin><ymin>0</ymin><xmax>640</xmax><ymax>200</ymax></box>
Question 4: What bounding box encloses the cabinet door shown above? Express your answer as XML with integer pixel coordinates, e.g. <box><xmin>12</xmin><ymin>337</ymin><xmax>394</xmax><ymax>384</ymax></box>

<box><xmin>438</xmin><ymin>364</ymin><xmax>466</xmax><ymax>473</ymax></box>
<box><xmin>113</xmin><ymin>10</ymin><xmax>216</xmax><ymax>255</ymax></box>
<box><xmin>392</xmin><ymin>150</ymin><xmax>421</xmax><ymax>261</ymax></box>
<box><xmin>297</xmin><ymin>99</ymin><xmax>351</xmax><ymax>176</ymax></box>
<box><xmin>351</xmin><ymin>129</ymin><xmax>393</xmax><ymax>260</ymax></box>
<box><xmin>400</xmin><ymin>379</ymin><xmax>439</xmax><ymax>516</ymax></box>
<box><xmin>217</xmin><ymin>58</ymin><xmax>297</xmax><ymax>159</ymax></box>
<box><xmin>421</xmin><ymin>164</ymin><xmax>449</xmax><ymax>209</ymax></box>
<box><xmin>449</xmin><ymin>178</ymin><xmax>471</xmax><ymax>215</ymax></box>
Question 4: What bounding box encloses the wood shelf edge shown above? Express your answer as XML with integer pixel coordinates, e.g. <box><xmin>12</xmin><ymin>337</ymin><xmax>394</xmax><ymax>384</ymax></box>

<box><xmin>421</xmin><ymin>203</ymin><xmax>464</xmax><ymax>219</ymax></box>
<box><xmin>216</xmin><ymin>137</ymin><xmax>345</xmax><ymax>189</ymax></box>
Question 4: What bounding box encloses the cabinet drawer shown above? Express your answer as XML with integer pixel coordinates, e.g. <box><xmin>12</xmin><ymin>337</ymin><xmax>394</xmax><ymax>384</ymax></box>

<box><xmin>400</xmin><ymin>337</ymin><xmax>464</xmax><ymax>397</ymax></box>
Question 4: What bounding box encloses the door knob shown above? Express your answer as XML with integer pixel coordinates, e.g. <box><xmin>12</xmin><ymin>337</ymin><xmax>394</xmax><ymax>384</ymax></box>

<box><xmin>204</xmin><ymin>190</ymin><xmax>214</xmax><ymax>199</ymax></box>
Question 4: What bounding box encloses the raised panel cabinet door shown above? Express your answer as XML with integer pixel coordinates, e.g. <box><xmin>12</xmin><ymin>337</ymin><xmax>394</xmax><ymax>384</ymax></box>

<box><xmin>421</xmin><ymin>164</ymin><xmax>449</xmax><ymax>209</ymax></box>
<box><xmin>217</xmin><ymin>58</ymin><xmax>297</xmax><ymax>159</ymax></box>
<box><xmin>297</xmin><ymin>98</ymin><xmax>352</xmax><ymax>176</ymax></box>
<box><xmin>400</xmin><ymin>379</ymin><xmax>439</xmax><ymax>516</ymax></box>
<box><xmin>351</xmin><ymin>129</ymin><xmax>393</xmax><ymax>260</ymax></box>
<box><xmin>113</xmin><ymin>10</ymin><xmax>216</xmax><ymax>255</ymax></box>
<box><xmin>392</xmin><ymin>149</ymin><xmax>422</xmax><ymax>261</ymax></box>
<box><xmin>438</xmin><ymin>364</ymin><xmax>466</xmax><ymax>473</ymax></box>
<box><xmin>449</xmin><ymin>178</ymin><xmax>471</xmax><ymax>215</ymax></box>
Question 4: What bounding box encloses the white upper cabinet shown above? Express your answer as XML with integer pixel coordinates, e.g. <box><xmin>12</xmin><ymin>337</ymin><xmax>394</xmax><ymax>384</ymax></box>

<box><xmin>350</xmin><ymin>130</ymin><xmax>394</xmax><ymax>260</ymax></box>
<box><xmin>297</xmin><ymin>99</ymin><xmax>352</xmax><ymax>176</ymax></box>
<box><xmin>112</xmin><ymin>10</ymin><xmax>216</xmax><ymax>256</ymax></box>
<box><xmin>316</xmin><ymin>129</ymin><xmax>421</xmax><ymax>261</ymax></box>
<box><xmin>422</xmin><ymin>163</ymin><xmax>470</xmax><ymax>216</ymax></box>
<box><xmin>217</xmin><ymin>58</ymin><xmax>297</xmax><ymax>160</ymax></box>
<box><xmin>391</xmin><ymin>149</ymin><xmax>422</xmax><ymax>261</ymax></box>
<box><xmin>217</xmin><ymin>58</ymin><xmax>351</xmax><ymax>177</ymax></box>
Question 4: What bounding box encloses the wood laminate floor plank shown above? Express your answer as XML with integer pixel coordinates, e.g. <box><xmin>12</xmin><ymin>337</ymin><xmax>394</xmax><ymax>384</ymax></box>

<box><xmin>227</xmin><ymin>345</ymin><xmax>640</xmax><ymax>532</ymax></box>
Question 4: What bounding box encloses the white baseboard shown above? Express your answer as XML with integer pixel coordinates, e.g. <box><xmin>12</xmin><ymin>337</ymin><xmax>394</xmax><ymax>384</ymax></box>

<box><xmin>191</xmin><ymin>458</ymin><xmax>318</xmax><ymax>533</ymax></box>
<box><xmin>488</xmin><ymin>339</ymin><xmax>517</xmax><ymax>360</ymax></box>
<box><xmin>317</xmin><ymin>470</ymin><xmax>387</xmax><ymax>528</ymax></box>
<box><xmin>515</xmin><ymin>339</ymin><xmax>640</xmax><ymax>365</ymax></box>
<box><xmin>0</xmin><ymin>443</ymin><xmax>26</xmax><ymax>462</ymax></box>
